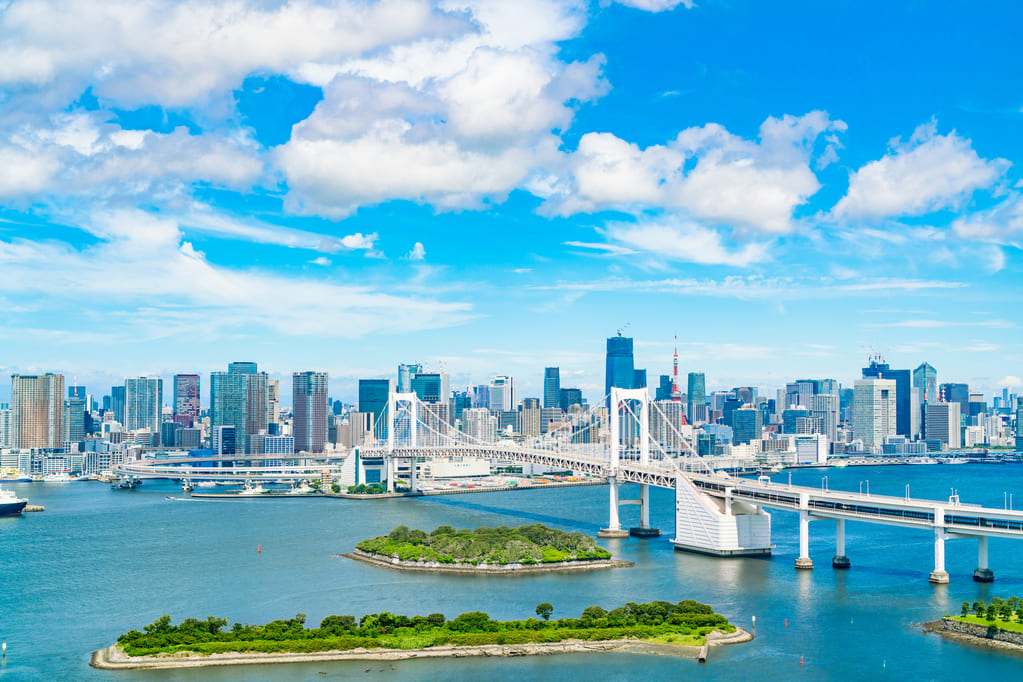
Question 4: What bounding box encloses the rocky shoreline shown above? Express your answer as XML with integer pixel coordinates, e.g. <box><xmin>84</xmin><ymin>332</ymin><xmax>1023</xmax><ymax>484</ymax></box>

<box><xmin>341</xmin><ymin>548</ymin><xmax>633</xmax><ymax>573</ymax></box>
<box><xmin>922</xmin><ymin>617</ymin><xmax>1023</xmax><ymax>653</ymax></box>
<box><xmin>90</xmin><ymin>628</ymin><xmax>752</xmax><ymax>670</ymax></box>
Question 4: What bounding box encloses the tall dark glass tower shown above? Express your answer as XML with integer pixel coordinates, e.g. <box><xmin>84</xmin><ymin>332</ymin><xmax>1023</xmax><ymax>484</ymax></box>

<box><xmin>687</xmin><ymin>372</ymin><xmax>706</xmax><ymax>424</ymax></box>
<box><xmin>293</xmin><ymin>371</ymin><xmax>328</xmax><ymax>453</ymax></box>
<box><xmin>543</xmin><ymin>367</ymin><xmax>560</xmax><ymax>409</ymax></box>
<box><xmin>605</xmin><ymin>335</ymin><xmax>635</xmax><ymax>405</ymax></box>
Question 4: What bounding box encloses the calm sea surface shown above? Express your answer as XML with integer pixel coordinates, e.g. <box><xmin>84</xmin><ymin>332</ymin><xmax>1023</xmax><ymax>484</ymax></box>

<box><xmin>3</xmin><ymin>465</ymin><xmax>1023</xmax><ymax>680</ymax></box>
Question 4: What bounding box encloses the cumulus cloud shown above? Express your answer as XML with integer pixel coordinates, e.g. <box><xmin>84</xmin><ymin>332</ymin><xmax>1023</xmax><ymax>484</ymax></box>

<box><xmin>951</xmin><ymin>191</ymin><xmax>1023</xmax><ymax>246</ymax></box>
<box><xmin>0</xmin><ymin>0</ymin><xmax>468</xmax><ymax>109</ymax></box>
<box><xmin>832</xmin><ymin>120</ymin><xmax>1009</xmax><ymax>220</ymax></box>
<box><xmin>405</xmin><ymin>242</ymin><xmax>427</xmax><ymax>260</ymax></box>
<box><xmin>542</xmin><ymin>111</ymin><xmax>845</xmax><ymax>234</ymax></box>
<box><xmin>0</xmin><ymin>111</ymin><xmax>262</xmax><ymax>201</ymax></box>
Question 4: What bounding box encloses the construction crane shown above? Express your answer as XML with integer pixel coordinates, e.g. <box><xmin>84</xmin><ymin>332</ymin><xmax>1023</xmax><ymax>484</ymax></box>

<box><xmin>617</xmin><ymin>323</ymin><xmax>630</xmax><ymax>337</ymax></box>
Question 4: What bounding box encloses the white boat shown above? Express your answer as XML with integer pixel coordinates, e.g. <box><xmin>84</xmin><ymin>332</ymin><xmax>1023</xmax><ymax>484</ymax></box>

<box><xmin>831</xmin><ymin>460</ymin><xmax>850</xmax><ymax>468</ymax></box>
<box><xmin>287</xmin><ymin>482</ymin><xmax>315</xmax><ymax>495</ymax></box>
<box><xmin>938</xmin><ymin>456</ymin><xmax>969</xmax><ymax>465</ymax></box>
<box><xmin>907</xmin><ymin>456</ymin><xmax>939</xmax><ymax>465</ymax></box>
<box><xmin>42</xmin><ymin>472</ymin><xmax>72</xmax><ymax>483</ymax></box>
<box><xmin>1</xmin><ymin>485</ymin><xmax>29</xmax><ymax>516</ymax></box>
<box><xmin>195</xmin><ymin>481</ymin><xmax>216</xmax><ymax>489</ymax></box>
<box><xmin>237</xmin><ymin>482</ymin><xmax>267</xmax><ymax>496</ymax></box>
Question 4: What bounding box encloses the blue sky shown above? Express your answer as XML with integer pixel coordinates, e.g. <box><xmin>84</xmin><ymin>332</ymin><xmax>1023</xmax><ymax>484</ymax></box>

<box><xmin>0</xmin><ymin>0</ymin><xmax>1021</xmax><ymax>406</ymax></box>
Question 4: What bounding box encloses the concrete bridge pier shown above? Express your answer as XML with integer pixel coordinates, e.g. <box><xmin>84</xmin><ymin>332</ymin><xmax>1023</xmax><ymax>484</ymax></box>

<box><xmin>409</xmin><ymin>457</ymin><xmax>418</xmax><ymax>494</ymax></box>
<box><xmin>930</xmin><ymin>526</ymin><xmax>950</xmax><ymax>584</ymax></box>
<box><xmin>630</xmin><ymin>483</ymin><xmax>661</xmax><ymax>538</ymax></box>
<box><xmin>795</xmin><ymin>508</ymin><xmax>813</xmax><ymax>570</ymax></box>
<box><xmin>385</xmin><ymin>457</ymin><xmax>395</xmax><ymax>493</ymax></box>
<box><xmin>832</xmin><ymin>518</ymin><xmax>850</xmax><ymax>569</ymax></box>
<box><xmin>973</xmin><ymin>535</ymin><xmax>994</xmax><ymax>582</ymax></box>
<box><xmin>598</xmin><ymin>477</ymin><xmax>629</xmax><ymax>539</ymax></box>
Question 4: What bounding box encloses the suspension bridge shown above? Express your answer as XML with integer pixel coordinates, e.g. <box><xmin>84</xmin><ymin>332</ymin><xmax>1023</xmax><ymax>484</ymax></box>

<box><xmin>118</xmin><ymin>387</ymin><xmax>1023</xmax><ymax>583</ymax></box>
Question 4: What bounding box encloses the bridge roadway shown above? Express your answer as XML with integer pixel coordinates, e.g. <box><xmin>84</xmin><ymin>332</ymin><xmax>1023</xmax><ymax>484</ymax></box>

<box><xmin>117</xmin><ymin>443</ymin><xmax>1021</xmax><ymax>581</ymax></box>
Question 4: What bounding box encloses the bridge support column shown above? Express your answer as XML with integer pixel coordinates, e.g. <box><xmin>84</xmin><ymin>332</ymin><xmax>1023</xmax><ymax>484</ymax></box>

<box><xmin>410</xmin><ymin>458</ymin><xmax>418</xmax><ymax>495</ymax></box>
<box><xmin>385</xmin><ymin>457</ymin><xmax>395</xmax><ymax>493</ymax></box>
<box><xmin>795</xmin><ymin>509</ymin><xmax>813</xmax><ymax>570</ymax></box>
<box><xmin>929</xmin><ymin>527</ymin><xmax>950</xmax><ymax>584</ymax></box>
<box><xmin>973</xmin><ymin>535</ymin><xmax>994</xmax><ymax>582</ymax></box>
<box><xmin>630</xmin><ymin>483</ymin><xmax>661</xmax><ymax>538</ymax></box>
<box><xmin>598</xmin><ymin>477</ymin><xmax>628</xmax><ymax>539</ymax></box>
<box><xmin>832</xmin><ymin>518</ymin><xmax>850</xmax><ymax>569</ymax></box>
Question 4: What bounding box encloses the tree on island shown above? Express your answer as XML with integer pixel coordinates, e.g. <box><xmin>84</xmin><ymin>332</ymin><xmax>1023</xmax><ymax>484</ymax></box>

<box><xmin>972</xmin><ymin>601</ymin><xmax>985</xmax><ymax>617</ymax></box>
<box><xmin>536</xmin><ymin>603</ymin><xmax>553</xmax><ymax>621</ymax></box>
<box><xmin>961</xmin><ymin>602</ymin><xmax>971</xmax><ymax>617</ymax></box>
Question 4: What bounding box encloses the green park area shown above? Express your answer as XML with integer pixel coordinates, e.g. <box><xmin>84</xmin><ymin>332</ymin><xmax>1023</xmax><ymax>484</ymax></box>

<box><xmin>951</xmin><ymin>597</ymin><xmax>1023</xmax><ymax>633</ymax></box>
<box><xmin>115</xmin><ymin>600</ymin><xmax>734</xmax><ymax>658</ymax></box>
<box><xmin>355</xmin><ymin>524</ymin><xmax>612</xmax><ymax>565</ymax></box>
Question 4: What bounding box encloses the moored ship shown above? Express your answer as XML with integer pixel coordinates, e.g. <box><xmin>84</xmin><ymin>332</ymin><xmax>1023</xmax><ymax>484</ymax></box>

<box><xmin>0</xmin><ymin>485</ymin><xmax>28</xmax><ymax>516</ymax></box>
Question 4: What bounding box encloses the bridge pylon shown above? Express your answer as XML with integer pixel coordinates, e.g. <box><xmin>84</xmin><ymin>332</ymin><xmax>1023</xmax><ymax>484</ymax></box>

<box><xmin>387</xmin><ymin>392</ymin><xmax>418</xmax><ymax>493</ymax></box>
<box><xmin>599</xmin><ymin>387</ymin><xmax>658</xmax><ymax>539</ymax></box>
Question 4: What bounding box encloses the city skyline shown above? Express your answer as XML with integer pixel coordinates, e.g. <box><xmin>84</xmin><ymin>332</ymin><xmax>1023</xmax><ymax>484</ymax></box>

<box><xmin>0</xmin><ymin>2</ymin><xmax>1021</xmax><ymax>405</ymax></box>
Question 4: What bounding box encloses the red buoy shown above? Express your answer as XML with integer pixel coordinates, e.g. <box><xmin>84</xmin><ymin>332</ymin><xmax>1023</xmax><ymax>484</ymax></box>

<box><xmin>257</xmin><ymin>544</ymin><xmax>261</xmax><ymax>553</ymax></box>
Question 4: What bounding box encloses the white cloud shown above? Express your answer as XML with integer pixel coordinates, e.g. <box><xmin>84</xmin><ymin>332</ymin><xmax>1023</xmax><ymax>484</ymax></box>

<box><xmin>0</xmin><ymin>112</ymin><xmax>262</xmax><ymax>201</ymax></box>
<box><xmin>543</xmin><ymin>111</ymin><xmax>845</xmax><ymax>234</ymax></box>
<box><xmin>832</xmin><ymin>120</ymin><xmax>1009</xmax><ymax>220</ymax></box>
<box><xmin>309</xmin><ymin>256</ymin><xmax>332</xmax><ymax>266</ymax></box>
<box><xmin>0</xmin><ymin>0</ymin><xmax>468</xmax><ymax>109</ymax></box>
<box><xmin>998</xmin><ymin>375</ymin><xmax>1022</xmax><ymax>388</ymax></box>
<box><xmin>405</xmin><ymin>242</ymin><xmax>426</xmax><ymax>260</ymax></box>
<box><xmin>612</xmin><ymin>0</ymin><xmax>694</xmax><ymax>10</ymax></box>
<box><xmin>604</xmin><ymin>219</ymin><xmax>771</xmax><ymax>266</ymax></box>
<box><xmin>951</xmin><ymin>191</ymin><xmax>1023</xmax><ymax>245</ymax></box>
<box><xmin>0</xmin><ymin>210</ymin><xmax>473</xmax><ymax>338</ymax></box>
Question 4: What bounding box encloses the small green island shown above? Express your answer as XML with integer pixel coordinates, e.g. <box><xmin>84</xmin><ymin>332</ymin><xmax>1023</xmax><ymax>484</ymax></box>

<box><xmin>925</xmin><ymin>597</ymin><xmax>1023</xmax><ymax>651</ymax></box>
<box><xmin>92</xmin><ymin>600</ymin><xmax>750</xmax><ymax>670</ymax></box>
<box><xmin>346</xmin><ymin>524</ymin><xmax>631</xmax><ymax>573</ymax></box>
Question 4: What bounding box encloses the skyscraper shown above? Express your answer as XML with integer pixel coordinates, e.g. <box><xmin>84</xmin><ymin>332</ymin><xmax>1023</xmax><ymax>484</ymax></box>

<box><xmin>1016</xmin><ymin>397</ymin><xmax>1023</xmax><ymax>452</ymax></box>
<box><xmin>267</xmin><ymin>379</ymin><xmax>280</xmax><ymax>431</ymax></box>
<box><xmin>605</xmin><ymin>334</ymin><xmax>634</xmax><ymax>405</ymax></box>
<box><xmin>913</xmin><ymin>362</ymin><xmax>938</xmax><ymax>404</ymax></box>
<box><xmin>862</xmin><ymin>358</ymin><xmax>911</xmax><ymax>438</ymax></box>
<box><xmin>411</xmin><ymin>372</ymin><xmax>449</xmax><ymax>404</ymax></box>
<box><xmin>125</xmin><ymin>376</ymin><xmax>163</xmax><ymax>435</ymax></box>
<box><xmin>12</xmin><ymin>373</ymin><xmax>65</xmax><ymax>449</ymax></box>
<box><xmin>110</xmin><ymin>385</ymin><xmax>126</xmax><ymax>425</ymax></box>
<box><xmin>358</xmin><ymin>378</ymin><xmax>392</xmax><ymax>437</ymax></box>
<box><xmin>732</xmin><ymin>406</ymin><xmax>762</xmax><ymax>445</ymax></box>
<box><xmin>925</xmin><ymin>401</ymin><xmax>961</xmax><ymax>449</ymax></box>
<box><xmin>853</xmin><ymin>378</ymin><xmax>896</xmax><ymax>449</ymax></box>
<box><xmin>0</xmin><ymin>403</ymin><xmax>12</xmax><ymax>448</ymax></box>
<box><xmin>63</xmin><ymin>395</ymin><xmax>86</xmax><ymax>443</ymax></box>
<box><xmin>687</xmin><ymin>372</ymin><xmax>706</xmax><ymax>424</ymax></box>
<box><xmin>173</xmin><ymin>374</ymin><xmax>200</xmax><ymax>427</ymax></box>
<box><xmin>543</xmin><ymin>367</ymin><xmax>560</xmax><ymax>409</ymax></box>
<box><xmin>940</xmin><ymin>383</ymin><xmax>970</xmax><ymax>423</ymax></box>
<box><xmin>489</xmin><ymin>376</ymin><xmax>515</xmax><ymax>413</ymax></box>
<box><xmin>397</xmin><ymin>363</ymin><xmax>421</xmax><ymax>393</ymax></box>
<box><xmin>210</xmin><ymin>363</ymin><xmax>268</xmax><ymax>455</ymax></box>
<box><xmin>293</xmin><ymin>371</ymin><xmax>328</xmax><ymax>453</ymax></box>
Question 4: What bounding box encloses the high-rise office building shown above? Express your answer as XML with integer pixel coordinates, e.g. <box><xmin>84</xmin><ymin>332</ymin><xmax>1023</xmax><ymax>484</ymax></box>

<box><xmin>605</xmin><ymin>334</ymin><xmax>634</xmax><ymax>405</ymax></box>
<box><xmin>293</xmin><ymin>371</ymin><xmax>328</xmax><ymax>453</ymax></box>
<box><xmin>489</xmin><ymin>376</ymin><xmax>515</xmax><ymax>413</ymax></box>
<box><xmin>1016</xmin><ymin>397</ymin><xmax>1023</xmax><ymax>452</ymax></box>
<box><xmin>687</xmin><ymin>372</ymin><xmax>706</xmax><ymax>425</ymax></box>
<box><xmin>124</xmin><ymin>377</ymin><xmax>163</xmax><ymax>435</ymax></box>
<box><xmin>732</xmin><ymin>406</ymin><xmax>762</xmax><ymax>445</ymax></box>
<box><xmin>110</xmin><ymin>385</ymin><xmax>126</xmax><ymax>425</ymax></box>
<box><xmin>853</xmin><ymin>378</ymin><xmax>896</xmax><ymax>449</ymax></box>
<box><xmin>210</xmin><ymin>362</ymin><xmax>268</xmax><ymax>455</ymax></box>
<box><xmin>543</xmin><ymin>368</ymin><xmax>560</xmax><ymax>409</ymax></box>
<box><xmin>173</xmin><ymin>374</ymin><xmax>200</xmax><ymax>427</ymax></box>
<box><xmin>12</xmin><ymin>373</ymin><xmax>65</xmax><ymax>449</ymax></box>
<box><xmin>925</xmin><ymin>401</ymin><xmax>961</xmax><ymax>449</ymax></box>
<box><xmin>655</xmin><ymin>375</ymin><xmax>673</xmax><ymax>401</ymax></box>
<box><xmin>940</xmin><ymin>383</ymin><xmax>970</xmax><ymax>423</ymax></box>
<box><xmin>472</xmin><ymin>384</ymin><xmax>490</xmax><ymax>409</ymax></box>
<box><xmin>633</xmin><ymin>369</ymin><xmax>647</xmax><ymax>390</ymax></box>
<box><xmin>811</xmin><ymin>393</ymin><xmax>839</xmax><ymax>443</ymax></box>
<box><xmin>0</xmin><ymin>403</ymin><xmax>11</xmax><ymax>448</ymax></box>
<box><xmin>63</xmin><ymin>395</ymin><xmax>86</xmax><ymax>443</ymax></box>
<box><xmin>559</xmin><ymin>388</ymin><xmax>582</xmax><ymax>411</ymax></box>
<box><xmin>398</xmin><ymin>363</ymin><xmax>422</xmax><ymax>394</ymax></box>
<box><xmin>913</xmin><ymin>362</ymin><xmax>938</xmax><ymax>404</ymax></box>
<box><xmin>358</xmin><ymin>378</ymin><xmax>391</xmax><ymax>437</ymax></box>
<box><xmin>863</xmin><ymin>358</ymin><xmax>911</xmax><ymax>438</ymax></box>
<box><xmin>267</xmin><ymin>379</ymin><xmax>280</xmax><ymax>430</ymax></box>
<box><xmin>411</xmin><ymin>372</ymin><xmax>449</xmax><ymax>404</ymax></box>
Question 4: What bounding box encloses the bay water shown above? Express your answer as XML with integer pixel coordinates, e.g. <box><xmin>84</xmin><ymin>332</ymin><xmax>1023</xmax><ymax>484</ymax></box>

<box><xmin>2</xmin><ymin>464</ymin><xmax>1023</xmax><ymax>680</ymax></box>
